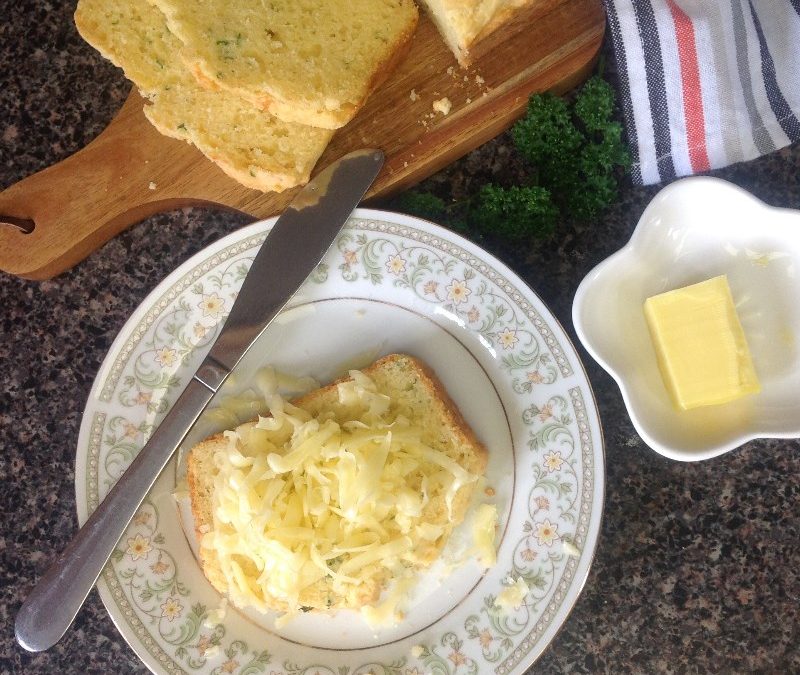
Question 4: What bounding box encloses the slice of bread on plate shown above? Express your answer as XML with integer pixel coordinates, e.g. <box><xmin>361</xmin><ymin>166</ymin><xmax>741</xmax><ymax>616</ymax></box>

<box><xmin>188</xmin><ymin>354</ymin><xmax>488</xmax><ymax>619</ymax></box>
<box><xmin>75</xmin><ymin>0</ymin><xmax>333</xmax><ymax>192</ymax></box>
<box><xmin>418</xmin><ymin>0</ymin><xmax>538</xmax><ymax>66</ymax></box>
<box><xmin>148</xmin><ymin>0</ymin><xmax>419</xmax><ymax>129</ymax></box>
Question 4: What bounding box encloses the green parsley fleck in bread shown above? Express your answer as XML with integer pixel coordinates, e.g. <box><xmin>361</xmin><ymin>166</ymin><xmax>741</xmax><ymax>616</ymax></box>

<box><xmin>75</xmin><ymin>0</ymin><xmax>333</xmax><ymax>192</ymax></box>
<box><xmin>148</xmin><ymin>0</ymin><xmax>419</xmax><ymax>129</ymax></box>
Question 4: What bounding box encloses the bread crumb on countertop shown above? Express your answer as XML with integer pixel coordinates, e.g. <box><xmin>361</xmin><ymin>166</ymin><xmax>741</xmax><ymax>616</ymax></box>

<box><xmin>432</xmin><ymin>97</ymin><xmax>452</xmax><ymax>115</ymax></box>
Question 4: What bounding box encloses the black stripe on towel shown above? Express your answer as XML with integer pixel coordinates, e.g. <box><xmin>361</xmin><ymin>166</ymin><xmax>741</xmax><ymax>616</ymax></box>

<box><xmin>631</xmin><ymin>0</ymin><xmax>676</xmax><ymax>182</ymax></box>
<box><xmin>748</xmin><ymin>1</ymin><xmax>800</xmax><ymax>142</ymax></box>
<box><xmin>603</xmin><ymin>0</ymin><xmax>642</xmax><ymax>184</ymax></box>
<box><xmin>730</xmin><ymin>0</ymin><xmax>775</xmax><ymax>154</ymax></box>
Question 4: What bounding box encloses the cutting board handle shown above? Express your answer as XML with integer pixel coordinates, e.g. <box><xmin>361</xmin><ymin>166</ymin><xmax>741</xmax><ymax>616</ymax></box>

<box><xmin>0</xmin><ymin>0</ymin><xmax>605</xmax><ymax>281</ymax></box>
<box><xmin>0</xmin><ymin>91</ymin><xmax>233</xmax><ymax>280</ymax></box>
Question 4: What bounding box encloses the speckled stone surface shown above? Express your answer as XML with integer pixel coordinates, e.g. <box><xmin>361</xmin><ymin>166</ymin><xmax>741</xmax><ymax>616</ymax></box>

<box><xmin>2</xmin><ymin>2</ymin><xmax>799</xmax><ymax>674</ymax></box>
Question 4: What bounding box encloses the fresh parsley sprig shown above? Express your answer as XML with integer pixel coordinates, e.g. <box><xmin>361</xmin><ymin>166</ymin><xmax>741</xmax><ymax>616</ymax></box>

<box><xmin>392</xmin><ymin>74</ymin><xmax>630</xmax><ymax>241</ymax></box>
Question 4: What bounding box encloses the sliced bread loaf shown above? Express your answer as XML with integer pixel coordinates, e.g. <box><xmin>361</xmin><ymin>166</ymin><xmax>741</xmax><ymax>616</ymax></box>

<box><xmin>188</xmin><ymin>354</ymin><xmax>488</xmax><ymax>618</ymax></box>
<box><xmin>418</xmin><ymin>0</ymin><xmax>537</xmax><ymax>66</ymax></box>
<box><xmin>75</xmin><ymin>0</ymin><xmax>333</xmax><ymax>192</ymax></box>
<box><xmin>148</xmin><ymin>0</ymin><xmax>419</xmax><ymax>129</ymax></box>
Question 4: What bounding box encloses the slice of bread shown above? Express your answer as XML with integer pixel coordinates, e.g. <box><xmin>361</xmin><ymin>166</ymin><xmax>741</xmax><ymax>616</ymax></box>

<box><xmin>75</xmin><ymin>0</ymin><xmax>333</xmax><ymax>192</ymax></box>
<box><xmin>188</xmin><ymin>354</ymin><xmax>488</xmax><ymax>616</ymax></box>
<box><xmin>418</xmin><ymin>0</ymin><xmax>537</xmax><ymax>66</ymax></box>
<box><xmin>148</xmin><ymin>0</ymin><xmax>419</xmax><ymax>129</ymax></box>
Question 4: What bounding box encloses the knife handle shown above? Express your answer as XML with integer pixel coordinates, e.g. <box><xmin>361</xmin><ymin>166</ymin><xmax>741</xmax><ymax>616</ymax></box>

<box><xmin>15</xmin><ymin>377</ymin><xmax>216</xmax><ymax>652</ymax></box>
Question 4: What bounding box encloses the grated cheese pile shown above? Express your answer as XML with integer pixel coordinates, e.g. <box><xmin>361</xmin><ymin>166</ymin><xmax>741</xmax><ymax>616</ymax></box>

<box><xmin>204</xmin><ymin>369</ymin><xmax>479</xmax><ymax>621</ymax></box>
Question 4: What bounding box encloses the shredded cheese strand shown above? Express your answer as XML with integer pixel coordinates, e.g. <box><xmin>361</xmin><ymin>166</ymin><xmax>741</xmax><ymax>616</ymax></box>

<box><xmin>208</xmin><ymin>369</ymin><xmax>478</xmax><ymax>620</ymax></box>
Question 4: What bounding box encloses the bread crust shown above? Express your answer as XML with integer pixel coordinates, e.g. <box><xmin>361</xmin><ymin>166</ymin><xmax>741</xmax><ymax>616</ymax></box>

<box><xmin>468</xmin><ymin>0</ymin><xmax>540</xmax><ymax>53</ymax></box>
<box><xmin>186</xmin><ymin>436</ymin><xmax>229</xmax><ymax>595</ymax></box>
<box><xmin>420</xmin><ymin>0</ymin><xmax>541</xmax><ymax>67</ymax></box>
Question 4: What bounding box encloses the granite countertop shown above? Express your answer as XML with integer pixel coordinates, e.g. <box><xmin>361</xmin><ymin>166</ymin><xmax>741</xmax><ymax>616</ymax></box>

<box><xmin>2</xmin><ymin>2</ymin><xmax>799</xmax><ymax>673</ymax></box>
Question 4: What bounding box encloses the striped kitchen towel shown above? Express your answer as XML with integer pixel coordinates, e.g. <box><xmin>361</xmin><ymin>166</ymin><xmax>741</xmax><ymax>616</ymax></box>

<box><xmin>604</xmin><ymin>0</ymin><xmax>800</xmax><ymax>185</ymax></box>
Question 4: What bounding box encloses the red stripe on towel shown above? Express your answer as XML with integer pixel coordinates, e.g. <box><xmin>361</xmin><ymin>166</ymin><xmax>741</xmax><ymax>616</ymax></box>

<box><xmin>667</xmin><ymin>0</ymin><xmax>710</xmax><ymax>172</ymax></box>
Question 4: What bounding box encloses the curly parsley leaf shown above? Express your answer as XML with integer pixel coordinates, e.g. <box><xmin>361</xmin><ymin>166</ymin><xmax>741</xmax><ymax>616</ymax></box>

<box><xmin>393</xmin><ymin>73</ymin><xmax>630</xmax><ymax>242</ymax></box>
<box><xmin>472</xmin><ymin>185</ymin><xmax>558</xmax><ymax>240</ymax></box>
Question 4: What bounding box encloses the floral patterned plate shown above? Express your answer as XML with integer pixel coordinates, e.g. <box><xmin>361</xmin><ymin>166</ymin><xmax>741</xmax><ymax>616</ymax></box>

<box><xmin>75</xmin><ymin>210</ymin><xmax>604</xmax><ymax>675</ymax></box>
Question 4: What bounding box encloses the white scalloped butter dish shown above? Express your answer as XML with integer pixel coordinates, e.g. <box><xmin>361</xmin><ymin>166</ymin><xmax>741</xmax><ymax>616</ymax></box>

<box><xmin>572</xmin><ymin>177</ymin><xmax>800</xmax><ymax>461</ymax></box>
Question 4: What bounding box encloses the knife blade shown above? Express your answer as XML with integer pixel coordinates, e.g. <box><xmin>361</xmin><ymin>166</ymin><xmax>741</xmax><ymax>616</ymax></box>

<box><xmin>15</xmin><ymin>148</ymin><xmax>384</xmax><ymax>652</ymax></box>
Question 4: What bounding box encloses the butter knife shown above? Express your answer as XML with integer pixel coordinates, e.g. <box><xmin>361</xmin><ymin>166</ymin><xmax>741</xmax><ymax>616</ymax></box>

<box><xmin>15</xmin><ymin>148</ymin><xmax>384</xmax><ymax>652</ymax></box>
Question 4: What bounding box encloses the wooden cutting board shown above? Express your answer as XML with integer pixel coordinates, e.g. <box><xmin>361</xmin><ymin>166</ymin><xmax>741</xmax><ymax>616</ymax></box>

<box><xmin>0</xmin><ymin>0</ymin><xmax>604</xmax><ymax>280</ymax></box>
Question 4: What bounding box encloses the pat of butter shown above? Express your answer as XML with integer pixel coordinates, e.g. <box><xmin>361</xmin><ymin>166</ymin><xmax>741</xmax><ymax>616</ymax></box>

<box><xmin>644</xmin><ymin>275</ymin><xmax>760</xmax><ymax>410</ymax></box>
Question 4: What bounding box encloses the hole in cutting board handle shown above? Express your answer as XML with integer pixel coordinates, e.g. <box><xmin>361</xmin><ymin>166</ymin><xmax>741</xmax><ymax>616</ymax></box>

<box><xmin>1</xmin><ymin>215</ymin><xmax>35</xmax><ymax>234</ymax></box>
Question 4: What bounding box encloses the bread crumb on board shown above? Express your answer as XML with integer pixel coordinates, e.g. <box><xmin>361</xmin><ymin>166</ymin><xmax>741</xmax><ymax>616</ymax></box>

<box><xmin>409</xmin><ymin>89</ymin><xmax>419</xmax><ymax>102</ymax></box>
<box><xmin>432</xmin><ymin>97</ymin><xmax>452</xmax><ymax>115</ymax></box>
